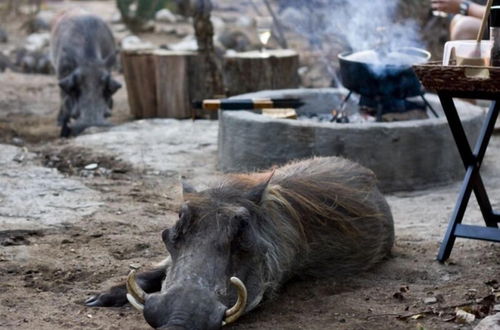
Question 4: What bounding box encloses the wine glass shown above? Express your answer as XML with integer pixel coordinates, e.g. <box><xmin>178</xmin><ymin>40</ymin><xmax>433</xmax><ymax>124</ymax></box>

<box><xmin>255</xmin><ymin>16</ymin><xmax>273</xmax><ymax>53</ymax></box>
<box><xmin>432</xmin><ymin>10</ymin><xmax>448</xmax><ymax>17</ymax></box>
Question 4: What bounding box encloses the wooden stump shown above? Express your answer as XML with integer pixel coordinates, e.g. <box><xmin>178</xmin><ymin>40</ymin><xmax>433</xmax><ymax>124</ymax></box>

<box><xmin>223</xmin><ymin>49</ymin><xmax>300</xmax><ymax>96</ymax></box>
<box><xmin>154</xmin><ymin>50</ymin><xmax>205</xmax><ymax>118</ymax></box>
<box><xmin>122</xmin><ymin>49</ymin><xmax>206</xmax><ymax>119</ymax></box>
<box><xmin>121</xmin><ymin>49</ymin><xmax>157</xmax><ymax>118</ymax></box>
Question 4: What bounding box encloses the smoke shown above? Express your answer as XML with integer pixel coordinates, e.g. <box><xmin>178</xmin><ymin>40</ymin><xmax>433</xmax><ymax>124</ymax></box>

<box><xmin>278</xmin><ymin>0</ymin><xmax>424</xmax><ymax>82</ymax></box>
<box><xmin>280</xmin><ymin>0</ymin><xmax>423</xmax><ymax>53</ymax></box>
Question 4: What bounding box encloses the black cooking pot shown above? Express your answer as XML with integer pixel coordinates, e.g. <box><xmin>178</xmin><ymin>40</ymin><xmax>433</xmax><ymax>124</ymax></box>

<box><xmin>338</xmin><ymin>47</ymin><xmax>431</xmax><ymax>99</ymax></box>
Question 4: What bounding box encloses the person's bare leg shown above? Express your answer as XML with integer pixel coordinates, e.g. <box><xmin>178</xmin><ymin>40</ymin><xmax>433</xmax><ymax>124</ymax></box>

<box><xmin>450</xmin><ymin>15</ymin><xmax>481</xmax><ymax>40</ymax></box>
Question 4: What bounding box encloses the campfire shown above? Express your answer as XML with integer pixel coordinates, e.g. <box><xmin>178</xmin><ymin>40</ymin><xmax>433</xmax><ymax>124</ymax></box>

<box><xmin>330</xmin><ymin>47</ymin><xmax>437</xmax><ymax>123</ymax></box>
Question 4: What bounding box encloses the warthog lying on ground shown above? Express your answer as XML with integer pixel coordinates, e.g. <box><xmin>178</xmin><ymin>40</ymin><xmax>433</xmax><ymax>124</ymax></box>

<box><xmin>51</xmin><ymin>9</ymin><xmax>121</xmax><ymax>137</ymax></box>
<box><xmin>86</xmin><ymin>156</ymin><xmax>395</xmax><ymax>329</ymax></box>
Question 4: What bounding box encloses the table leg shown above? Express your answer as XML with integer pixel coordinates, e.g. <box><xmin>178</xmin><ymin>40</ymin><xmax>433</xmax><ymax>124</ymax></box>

<box><xmin>436</xmin><ymin>95</ymin><xmax>500</xmax><ymax>261</ymax></box>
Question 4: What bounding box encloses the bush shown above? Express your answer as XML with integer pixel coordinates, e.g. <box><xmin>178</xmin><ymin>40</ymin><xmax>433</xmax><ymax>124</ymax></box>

<box><xmin>117</xmin><ymin>0</ymin><xmax>170</xmax><ymax>32</ymax></box>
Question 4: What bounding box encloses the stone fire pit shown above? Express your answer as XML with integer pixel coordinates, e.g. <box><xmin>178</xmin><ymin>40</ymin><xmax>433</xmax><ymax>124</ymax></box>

<box><xmin>218</xmin><ymin>88</ymin><xmax>485</xmax><ymax>192</ymax></box>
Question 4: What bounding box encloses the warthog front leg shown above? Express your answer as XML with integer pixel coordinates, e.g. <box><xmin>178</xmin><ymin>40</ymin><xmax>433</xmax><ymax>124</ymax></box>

<box><xmin>85</xmin><ymin>261</ymin><xmax>169</xmax><ymax>307</ymax></box>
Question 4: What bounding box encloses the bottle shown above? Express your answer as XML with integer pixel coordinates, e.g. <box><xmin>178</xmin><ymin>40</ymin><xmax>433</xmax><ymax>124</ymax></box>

<box><xmin>490</xmin><ymin>6</ymin><xmax>500</xmax><ymax>66</ymax></box>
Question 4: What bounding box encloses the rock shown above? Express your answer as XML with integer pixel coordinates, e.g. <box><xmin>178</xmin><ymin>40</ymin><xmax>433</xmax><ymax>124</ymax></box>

<box><xmin>13</xmin><ymin>48</ymin><xmax>53</xmax><ymax>75</ymax></box>
<box><xmin>168</xmin><ymin>35</ymin><xmax>198</xmax><ymax>52</ymax></box>
<box><xmin>0</xmin><ymin>26</ymin><xmax>8</xmax><ymax>43</ymax></box>
<box><xmin>111</xmin><ymin>12</ymin><xmax>122</xmax><ymax>24</ymax></box>
<box><xmin>424</xmin><ymin>297</ymin><xmax>438</xmax><ymax>305</ymax></box>
<box><xmin>113</xmin><ymin>23</ymin><xmax>129</xmax><ymax>33</ymax></box>
<box><xmin>20</xmin><ymin>55</ymin><xmax>37</xmax><ymax>74</ymax></box>
<box><xmin>84</xmin><ymin>163</ymin><xmax>99</xmax><ymax>171</ymax></box>
<box><xmin>474</xmin><ymin>313</ymin><xmax>500</xmax><ymax>330</ymax></box>
<box><xmin>217</xmin><ymin>29</ymin><xmax>254</xmax><ymax>52</ymax></box>
<box><xmin>279</xmin><ymin>7</ymin><xmax>305</xmax><ymax>30</ymax></box>
<box><xmin>234</xmin><ymin>15</ymin><xmax>253</xmax><ymax>28</ymax></box>
<box><xmin>11</xmin><ymin>137</ymin><xmax>25</xmax><ymax>147</ymax></box>
<box><xmin>0</xmin><ymin>52</ymin><xmax>12</xmax><ymax>72</ymax></box>
<box><xmin>35</xmin><ymin>53</ymin><xmax>53</xmax><ymax>75</ymax></box>
<box><xmin>211</xmin><ymin>16</ymin><xmax>226</xmax><ymax>34</ymax></box>
<box><xmin>456</xmin><ymin>309</ymin><xmax>475</xmax><ymax>324</ymax></box>
<box><xmin>24</xmin><ymin>33</ymin><xmax>50</xmax><ymax>53</ymax></box>
<box><xmin>120</xmin><ymin>35</ymin><xmax>155</xmax><ymax>51</ymax></box>
<box><xmin>33</xmin><ymin>11</ymin><xmax>53</xmax><ymax>31</ymax></box>
<box><xmin>0</xmin><ymin>145</ymin><xmax>102</xmax><ymax>231</ymax></box>
<box><xmin>23</xmin><ymin>17</ymin><xmax>50</xmax><ymax>34</ymax></box>
<box><xmin>155</xmin><ymin>8</ymin><xmax>177</xmax><ymax>23</ymax></box>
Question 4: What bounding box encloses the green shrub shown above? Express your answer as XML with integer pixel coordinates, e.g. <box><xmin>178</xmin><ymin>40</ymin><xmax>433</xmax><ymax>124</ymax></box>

<box><xmin>117</xmin><ymin>0</ymin><xmax>170</xmax><ymax>32</ymax></box>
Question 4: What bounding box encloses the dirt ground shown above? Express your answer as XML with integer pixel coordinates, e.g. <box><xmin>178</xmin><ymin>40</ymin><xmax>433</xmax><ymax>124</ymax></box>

<box><xmin>1</xmin><ymin>1</ymin><xmax>500</xmax><ymax>330</ymax></box>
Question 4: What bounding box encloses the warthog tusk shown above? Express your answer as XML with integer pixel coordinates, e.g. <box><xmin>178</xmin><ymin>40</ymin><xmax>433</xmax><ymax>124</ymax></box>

<box><xmin>126</xmin><ymin>293</ymin><xmax>145</xmax><ymax>311</ymax></box>
<box><xmin>126</xmin><ymin>269</ymin><xmax>147</xmax><ymax>311</ymax></box>
<box><xmin>222</xmin><ymin>277</ymin><xmax>247</xmax><ymax>326</ymax></box>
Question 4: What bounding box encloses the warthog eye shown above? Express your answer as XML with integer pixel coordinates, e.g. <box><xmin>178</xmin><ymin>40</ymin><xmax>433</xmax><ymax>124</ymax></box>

<box><xmin>231</xmin><ymin>216</ymin><xmax>254</xmax><ymax>251</ymax></box>
<box><xmin>162</xmin><ymin>228</ymin><xmax>179</xmax><ymax>257</ymax></box>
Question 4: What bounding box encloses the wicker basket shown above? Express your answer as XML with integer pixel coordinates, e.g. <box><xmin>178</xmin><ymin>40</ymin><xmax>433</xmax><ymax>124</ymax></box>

<box><xmin>413</xmin><ymin>61</ymin><xmax>500</xmax><ymax>93</ymax></box>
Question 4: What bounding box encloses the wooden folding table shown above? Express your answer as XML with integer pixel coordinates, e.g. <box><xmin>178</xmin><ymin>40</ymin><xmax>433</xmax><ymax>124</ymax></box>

<box><xmin>414</xmin><ymin>62</ymin><xmax>500</xmax><ymax>261</ymax></box>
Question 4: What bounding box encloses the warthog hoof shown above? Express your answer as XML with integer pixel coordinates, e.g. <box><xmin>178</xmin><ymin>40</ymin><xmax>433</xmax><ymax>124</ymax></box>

<box><xmin>85</xmin><ymin>286</ymin><xmax>128</xmax><ymax>307</ymax></box>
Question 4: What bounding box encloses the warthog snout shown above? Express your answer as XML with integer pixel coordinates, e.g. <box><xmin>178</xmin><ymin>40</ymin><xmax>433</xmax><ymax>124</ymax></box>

<box><xmin>143</xmin><ymin>287</ymin><xmax>226</xmax><ymax>330</ymax></box>
<box><xmin>127</xmin><ymin>270</ymin><xmax>247</xmax><ymax>329</ymax></box>
<box><xmin>68</xmin><ymin>119</ymin><xmax>112</xmax><ymax>136</ymax></box>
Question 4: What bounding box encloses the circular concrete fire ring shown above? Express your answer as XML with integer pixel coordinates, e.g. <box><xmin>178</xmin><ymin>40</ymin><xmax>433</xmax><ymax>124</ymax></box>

<box><xmin>218</xmin><ymin>88</ymin><xmax>485</xmax><ymax>192</ymax></box>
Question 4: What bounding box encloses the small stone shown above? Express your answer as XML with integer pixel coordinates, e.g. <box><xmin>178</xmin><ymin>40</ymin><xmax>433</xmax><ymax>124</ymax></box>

<box><xmin>456</xmin><ymin>309</ymin><xmax>475</xmax><ymax>324</ymax></box>
<box><xmin>11</xmin><ymin>137</ymin><xmax>24</xmax><ymax>146</ymax></box>
<box><xmin>424</xmin><ymin>297</ymin><xmax>438</xmax><ymax>305</ymax></box>
<box><xmin>120</xmin><ymin>35</ymin><xmax>155</xmax><ymax>51</ymax></box>
<box><xmin>155</xmin><ymin>9</ymin><xmax>177</xmax><ymax>23</ymax></box>
<box><xmin>129</xmin><ymin>263</ymin><xmax>141</xmax><ymax>270</ymax></box>
<box><xmin>84</xmin><ymin>163</ymin><xmax>98</xmax><ymax>170</ymax></box>
<box><xmin>494</xmin><ymin>304</ymin><xmax>500</xmax><ymax>312</ymax></box>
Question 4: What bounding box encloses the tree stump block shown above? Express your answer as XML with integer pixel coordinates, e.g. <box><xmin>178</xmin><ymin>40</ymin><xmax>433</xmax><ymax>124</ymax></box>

<box><xmin>121</xmin><ymin>49</ymin><xmax>157</xmax><ymax>119</ymax></box>
<box><xmin>122</xmin><ymin>49</ymin><xmax>205</xmax><ymax>119</ymax></box>
<box><xmin>223</xmin><ymin>49</ymin><xmax>300</xmax><ymax>96</ymax></box>
<box><xmin>154</xmin><ymin>50</ymin><xmax>205</xmax><ymax>119</ymax></box>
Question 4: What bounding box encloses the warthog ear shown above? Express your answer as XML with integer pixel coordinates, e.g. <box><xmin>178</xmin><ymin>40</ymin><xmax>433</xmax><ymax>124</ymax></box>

<box><xmin>107</xmin><ymin>77</ymin><xmax>122</xmax><ymax>95</ymax></box>
<box><xmin>102</xmin><ymin>73</ymin><xmax>122</xmax><ymax>95</ymax></box>
<box><xmin>245</xmin><ymin>169</ymin><xmax>275</xmax><ymax>204</ymax></box>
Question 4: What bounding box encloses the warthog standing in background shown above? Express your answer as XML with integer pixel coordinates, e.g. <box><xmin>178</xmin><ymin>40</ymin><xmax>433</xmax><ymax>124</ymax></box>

<box><xmin>86</xmin><ymin>157</ymin><xmax>395</xmax><ymax>329</ymax></box>
<box><xmin>51</xmin><ymin>9</ymin><xmax>121</xmax><ymax>137</ymax></box>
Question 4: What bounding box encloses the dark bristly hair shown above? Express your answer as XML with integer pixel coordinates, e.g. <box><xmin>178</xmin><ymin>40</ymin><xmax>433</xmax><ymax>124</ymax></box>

<box><xmin>183</xmin><ymin>157</ymin><xmax>394</xmax><ymax>300</ymax></box>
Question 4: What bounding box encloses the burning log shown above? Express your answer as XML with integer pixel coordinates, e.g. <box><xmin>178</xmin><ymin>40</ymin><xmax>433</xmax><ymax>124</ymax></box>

<box><xmin>223</xmin><ymin>49</ymin><xmax>300</xmax><ymax>96</ymax></box>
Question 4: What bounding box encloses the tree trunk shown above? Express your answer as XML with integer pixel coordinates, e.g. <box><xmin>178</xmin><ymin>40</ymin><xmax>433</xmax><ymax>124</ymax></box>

<box><xmin>122</xmin><ymin>49</ymin><xmax>204</xmax><ymax>119</ymax></box>
<box><xmin>223</xmin><ymin>49</ymin><xmax>300</xmax><ymax>96</ymax></box>
<box><xmin>121</xmin><ymin>49</ymin><xmax>157</xmax><ymax>119</ymax></box>
<box><xmin>154</xmin><ymin>50</ymin><xmax>205</xmax><ymax>118</ymax></box>
<box><xmin>192</xmin><ymin>0</ymin><xmax>225</xmax><ymax>97</ymax></box>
